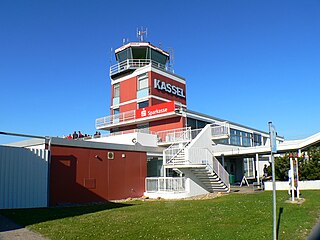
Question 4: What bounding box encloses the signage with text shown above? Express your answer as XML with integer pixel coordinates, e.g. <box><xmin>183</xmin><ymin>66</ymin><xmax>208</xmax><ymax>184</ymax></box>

<box><xmin>136</xmin><ymin>101</ymin><xmax>176</xmax><ymax>119</ymax></box>
<box><xmin>154</xmin><ymin>79</ymin><xmax>185</xmax><ymax>98</ymax></box>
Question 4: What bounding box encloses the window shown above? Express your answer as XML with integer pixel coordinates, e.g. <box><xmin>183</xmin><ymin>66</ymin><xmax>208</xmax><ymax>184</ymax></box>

<box><xmin>138</xmin><ymin>76</ymin><xmax>148</xmax><ymax>90</ymax></box>
<box><xmin>114</xmin><ymin>83</ymin><xmax>120</xmax><ymax>98</ymax></box>
<box><xmin>230</xmin><ymin>129</ymin><xmax>241</xmax><ymax>146</ymax></box>
<box><xmin>113</xmin><ymin>108</ymin><xmax>120</xmax><ymax>123</ymax></box>
<box><xmin>137</xmin><ymin>123</ymin><xmax>149</xmax><ymax>133</ymax></box>
<box><xmin>242</xmin><ymin>132</ymin><xmax>252</xmax><ymax>147</ymax></box>
<box><xmin>187</xmin><ymin>118</ymin><xmax>197</xmax><ymax>129</ymax></box>
<box><xmin>113</xmin><ymin>108</ymin><xmax>120</xmax><ymax>115</ymax></box>
<box><xmin>253</xmin><ymin>133</ymin><xmax>262</xmax><ymax>146</ymax></box>
<box><xmin>244</xmin><ymin>158</ymin><xmax>255</xmax><ymax>178</ymax></box>
<box><xmin>137</xmin><ymin>74</ymin><xmax>149</xmax><ymax>99</ymax></box>
<box><xmin>138</xmin><ymin>100</ymin><xmax>149</xmax><ymax>109</ymax></box>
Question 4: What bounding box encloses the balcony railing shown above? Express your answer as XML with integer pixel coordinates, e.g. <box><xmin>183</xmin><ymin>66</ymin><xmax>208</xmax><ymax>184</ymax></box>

<box><xmin>110</xmin><ymin>59</ymin><xmax>172</xmax><ymax>76</ymax></box>
<box><xmin>145</xmin><ymin>177</ymin><xmax>186</xmax><ymax>193</ymax></box>
<box><xmin>96</xmin><ymin>102</ymin><xmax>183</xmax><ymax>130</ymax></box>
<box><xmin>96</xmin><ymin>110</ymin><xmax>136</xmax><ymax>129</ymax></box>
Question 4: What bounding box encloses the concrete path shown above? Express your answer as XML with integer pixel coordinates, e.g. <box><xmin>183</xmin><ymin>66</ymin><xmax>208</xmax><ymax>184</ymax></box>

<box><xmin>0</xmin><ymin>215</ymin><xmax>48</xmax><ymax>240</ymax></box>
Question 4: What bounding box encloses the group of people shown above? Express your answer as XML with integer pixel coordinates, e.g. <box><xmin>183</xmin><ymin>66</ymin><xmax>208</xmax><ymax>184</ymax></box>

<box><xmin>64</xmin><ymin>131</ymin><xmax>102</xmax><ymax>140</ymax></box>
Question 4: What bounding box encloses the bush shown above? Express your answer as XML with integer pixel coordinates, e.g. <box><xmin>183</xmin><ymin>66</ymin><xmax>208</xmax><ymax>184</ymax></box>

<box><xmin>274</xmin><ymin>147</ymin><xmax>320</xmax><ymax>181</ymax></box>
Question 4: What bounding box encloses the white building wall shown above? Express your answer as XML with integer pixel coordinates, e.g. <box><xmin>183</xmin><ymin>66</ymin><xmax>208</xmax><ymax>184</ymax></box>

<box><xmin>88</xmin><ymin>133</ymin><xmax>158</xmax><ymax>147</ymax></box>
<box><xmin>0</xmin><ymin>145</ymin><xmax>49</xmax><ymax>209</ymax></box>
<box><xmin>264</xmin><ymin>180</ymin><xmax>320</xmax><ymax>191</ymax></box>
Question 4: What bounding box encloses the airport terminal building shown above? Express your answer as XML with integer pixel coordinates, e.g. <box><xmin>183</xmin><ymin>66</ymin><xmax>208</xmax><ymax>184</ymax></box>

<box><xmin>1</xmin><ymin>38</ymin><xmax>320</xmax><ymax>208</ymax></box>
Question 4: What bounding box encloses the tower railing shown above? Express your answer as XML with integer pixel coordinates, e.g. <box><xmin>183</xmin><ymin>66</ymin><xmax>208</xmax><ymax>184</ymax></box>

<box><xmin>110</xmin><ymin>59</ymin><xmax>172</xmax><ymax>76</ymax></box>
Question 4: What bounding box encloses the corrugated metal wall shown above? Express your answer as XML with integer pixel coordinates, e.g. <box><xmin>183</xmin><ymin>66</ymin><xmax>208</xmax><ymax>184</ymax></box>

<box><xmin>0</xmin><ymin>145</ymin><xmax>49</xmax><ymax>209</ymax></box>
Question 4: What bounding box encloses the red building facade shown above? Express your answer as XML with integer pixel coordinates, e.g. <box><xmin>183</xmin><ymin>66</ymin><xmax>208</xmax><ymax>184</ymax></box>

<box><xmin>49</xmin><ymin>141</ymin><xmax>147</xmax><ymax>205</ymax></box>
<box><xmin>99</xmin><ymin>42</ymin><xmax>187</xmax><ymax>135</ymax></box>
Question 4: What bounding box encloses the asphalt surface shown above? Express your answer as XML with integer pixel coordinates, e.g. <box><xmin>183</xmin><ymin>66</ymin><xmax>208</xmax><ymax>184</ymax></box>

<box><xmin>0</xmin><ymin>214</ymin><xmax>48</xmax><ymax>240</ymax></box>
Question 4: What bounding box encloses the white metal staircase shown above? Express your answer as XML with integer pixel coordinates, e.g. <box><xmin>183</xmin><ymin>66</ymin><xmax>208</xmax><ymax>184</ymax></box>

<box><xmin>163</xmin><ymin>123</ymin><xmax>230</xmax><ymax>193</ymax></box>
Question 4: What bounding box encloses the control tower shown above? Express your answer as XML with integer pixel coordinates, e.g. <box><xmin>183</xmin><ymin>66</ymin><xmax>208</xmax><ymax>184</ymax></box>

<box><xmin>96</xmin><ymin>37</ymin><xmax>187</xmax><ymax>136</ymax></box>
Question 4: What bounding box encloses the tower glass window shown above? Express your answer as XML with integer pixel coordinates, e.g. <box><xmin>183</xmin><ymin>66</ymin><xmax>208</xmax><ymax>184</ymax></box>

<box><xmin>114</xmin><ymin>83</ymin><xmax>120</xmax><ymax>98</ymax></box>
<box><xmin>137</xmin><ymin>73</ymin><xmax>148</xmax><ymax>90</ymax></box>
<box><xmin>137</xmin><ymin>73</ymin><xmax>149</xmax><ymax>99</ymax></box>
<box><xmin>113</xmin><ymin>83</ymin><xmax>120</xmax><ymax>105</ymax></box>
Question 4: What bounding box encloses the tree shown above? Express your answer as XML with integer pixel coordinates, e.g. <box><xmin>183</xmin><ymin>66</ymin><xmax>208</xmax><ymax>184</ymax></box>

<box><xmin>274</xmin><ymin>147</ymin><xmax>320</xmax><ymax>181</ymax></box>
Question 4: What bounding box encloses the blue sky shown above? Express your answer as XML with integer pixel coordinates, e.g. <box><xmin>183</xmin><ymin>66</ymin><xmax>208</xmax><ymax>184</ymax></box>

<box><xmin>0</xmin><ymin>0</ymin><xmax>320</xmax><ymax>143</ymax></box>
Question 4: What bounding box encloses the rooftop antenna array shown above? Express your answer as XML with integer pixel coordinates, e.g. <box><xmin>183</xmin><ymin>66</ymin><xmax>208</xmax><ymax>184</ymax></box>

<box><xmin>109</xmin><ymin>47</ymin><xmax>113</xmax><ymax>66</ymax></box>
<box><xmin>137</xmin><ymin>27</ymin><xmax>148</xmax><ymax>42</ymax></box>
<box><xmin>122</xmin><ymin>38</ymin><xmax>129</xmax><ymax>45</ymax></box>
<box><xmin>168</xmin><ymin>47</ymin><xmax>175</xmax><ymax>73</ymax></box>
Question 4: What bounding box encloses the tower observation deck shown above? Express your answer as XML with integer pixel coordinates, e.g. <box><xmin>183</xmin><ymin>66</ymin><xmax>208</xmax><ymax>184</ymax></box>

<box><xmin>110</xmin><ymin>42</ymin><xmax>172</xmax><ymax>79</ymax></box>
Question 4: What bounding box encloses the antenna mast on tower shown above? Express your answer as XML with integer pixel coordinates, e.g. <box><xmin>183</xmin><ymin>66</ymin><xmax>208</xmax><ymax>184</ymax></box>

<box><xmin>168</xmin><ymin>47</ymin><xmax>175</xmax><ymax>73</ymax></box>
<box><xmin>137</xmin><ymin>27</ymin><xmax>148</xmax><ymax>42</ymax></box>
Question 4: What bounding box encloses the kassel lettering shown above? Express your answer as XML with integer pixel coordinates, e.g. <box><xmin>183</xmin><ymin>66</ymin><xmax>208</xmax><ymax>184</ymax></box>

<box><xmin>154</xmin><ymin>79</ymin><xmax>185</xmax><ymax>98</ymax></box>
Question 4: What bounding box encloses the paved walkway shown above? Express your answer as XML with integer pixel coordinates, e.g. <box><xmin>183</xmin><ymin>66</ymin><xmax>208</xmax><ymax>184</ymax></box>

<box><xmin>0</xmin><ymin>215</ymin><xmax>48</xmax><ymax>240</ymax></box>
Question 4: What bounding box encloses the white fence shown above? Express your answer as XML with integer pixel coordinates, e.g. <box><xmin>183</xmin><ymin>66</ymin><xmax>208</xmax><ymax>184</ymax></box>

<box><xmin>145</xmin><ymin>177</ymin><xmax>186</xmax><ymax>192</ymax></box>
<box><xmin>264</xmin><ymin>180</ymin><xmax>320</xmax><ymax>191</ymax></box>
<box><xmin>0</xmin><ymin>145</ymin><xmax>49</xmax><ymax>209</ymax></box>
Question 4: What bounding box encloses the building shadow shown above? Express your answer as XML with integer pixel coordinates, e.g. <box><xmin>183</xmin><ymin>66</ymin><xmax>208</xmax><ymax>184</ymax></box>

<box><xmin>0</xmin><ymin>199</ymin><xmax>132</xmax><ymax>232</ymax></box>
<box><xmin>0</xmin><ymin>154</ymin><xmax>135</xmax><ymax>231</ymax></box>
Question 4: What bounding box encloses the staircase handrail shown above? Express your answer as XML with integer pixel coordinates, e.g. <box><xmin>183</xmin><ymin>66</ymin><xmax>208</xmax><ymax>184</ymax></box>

<box><xmin>164</xmin><ymin>128</ymin><xmax>192</xmax><ymax>164</ymax></box>
<box><xmin>188</xmin><ymin>147</ymin><xmax>230</xmax><ymax>189</ymax></box>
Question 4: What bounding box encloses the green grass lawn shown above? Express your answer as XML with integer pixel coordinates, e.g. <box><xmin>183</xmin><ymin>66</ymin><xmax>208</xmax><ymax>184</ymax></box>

<box><xmin>1</xmin><ymin>191</ymin><xmax>320</xmax><ymax>240</ymax></box>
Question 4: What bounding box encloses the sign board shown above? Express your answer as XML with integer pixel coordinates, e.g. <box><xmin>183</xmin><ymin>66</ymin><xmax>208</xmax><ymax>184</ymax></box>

<box><xmin>154</xmin><ymin>79</ymin><xmax>185</xmax><ymax>98</ymax></box>
<box><xmin>136</xmin><ymin>101</ymin><xmax>176</xmax><ymax>119</ymax></box>
<box><xmin>269</xmin><ymin>122</ymin><xmax>277</xmax><ymax>153</ymax></box>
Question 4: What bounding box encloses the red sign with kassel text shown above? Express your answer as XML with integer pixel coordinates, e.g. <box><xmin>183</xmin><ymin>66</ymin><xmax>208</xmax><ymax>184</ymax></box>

<box><xmin>136</xmin><ymin>101</ymin><xmax>176</xmax><ymax>119</ymax></box>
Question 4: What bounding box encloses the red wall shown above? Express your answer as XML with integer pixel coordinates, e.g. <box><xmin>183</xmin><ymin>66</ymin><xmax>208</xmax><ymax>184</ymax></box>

<box><xmin>150</xmin><ymin>116</ymin><xmax>185</xmax><ymax>133</ymax></box>
<box><xmin>120</xmin><ymin>76</ymin><xmax>137</xmax><ymax>103</ymax></box>
<box><xmin>50</xmin><ymin>145</ymin><xmax>147</xmax><ymax>206</ymax></box>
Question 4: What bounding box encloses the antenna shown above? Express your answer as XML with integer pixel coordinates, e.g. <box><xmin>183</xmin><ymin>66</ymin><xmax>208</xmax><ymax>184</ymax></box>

<box><xmin>168</xmin><ymin>47</ymin><xmax>175</xmax><ymax>73</ymax></box>
<box><xmin>136</xmin><ymin>27</ymin><xmax>148</xmax><ymax>42</ymax></box>
<box><xmin>109</xmin><ymin>47</ymin><xmax>113</xmax><ymax>66</ymax></box>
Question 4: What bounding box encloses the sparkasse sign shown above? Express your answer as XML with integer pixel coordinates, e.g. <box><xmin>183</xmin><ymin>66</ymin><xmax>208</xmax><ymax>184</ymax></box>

<box><xmin>136</xmin><ymin>101</ymin><xmax>176</xmax><ymax>119</ymax></box>
<box><xmin>154</xmin><ymin>79</ymin><xmax>185</xmax><ymax>98</ymax></box>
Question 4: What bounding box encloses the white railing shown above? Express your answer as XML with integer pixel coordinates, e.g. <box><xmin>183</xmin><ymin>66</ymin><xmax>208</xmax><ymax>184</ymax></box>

<box><xmin>188</xmin><ymin>147</ymin><xmax>230</xmax><ymax>188</ymax></box>
<box><xmin>110</xmin><ymin>59</ymin><xmax>171</xmax><ymax>76</ymax></box>
<box><xmin>156</xmin><ymin>127</ymin><xmax>191</xmax><ymax>144</ymax></box>
<box><xmin>164</xmin><ymin>144</ymin><xmax>185</xmax><ymax>165</ymax></box>
<box><xmin>96</xmin><ymin>110</ymin><xmax>136</xmax><ymax>129</ymax></box>
<box><xmin>145</xmin><ymin>177</ymin><xmax>186</xmax><ymax>192</ymax></box>
<box><xmin>156</xmin><ymin>127</ymin><xmax>203</xmax><ymax>145</ymax></box>
<box><xmin>163</xmin><ymin>127</ymin><xmax>196</xmax><ymax>164</ymax></box>
<box><xmin>211</xmin><ymin>122</ymin><xmax>230</xmax><ymax>139</ymax></box>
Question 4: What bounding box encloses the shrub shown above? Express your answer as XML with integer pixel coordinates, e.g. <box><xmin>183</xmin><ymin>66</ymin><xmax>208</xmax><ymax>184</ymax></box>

<box><xmin>274</xmin><ymin>147</ymin><xmax>320</xmax><ymax>181</ymax></box>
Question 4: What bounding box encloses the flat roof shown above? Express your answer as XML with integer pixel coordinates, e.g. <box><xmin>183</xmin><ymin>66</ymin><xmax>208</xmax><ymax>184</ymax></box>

<box><xmin>115</xmin><ymin>42</ymin><xmax>170</xmax><ymax>57</ymax></box>
<box><xmin>4</xmin><ymin>137</ymin><xmax>164</xmax><ymax>153</ymax></box>
<box><xmin>186</xmin><ymin>109</ymin><xmax>284</xmax><ymax>139</ymax></box>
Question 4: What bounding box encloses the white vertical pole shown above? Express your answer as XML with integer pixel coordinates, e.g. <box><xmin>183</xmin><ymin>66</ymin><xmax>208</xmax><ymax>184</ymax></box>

<box><xmin>269</xmin><ymin>122</ymin><xmax>277</xmax><ymax>240</ymax></box>
<box><xmin>295</xmin><ymin>157</ymin><xmax>300</xmax><ymax>199</ymax></box>
<box><xmin>271</xmin><ymin>153</ymin><xmax>277</xmax><ymax>240</ymax></box>
<box><xmin>256</xmin><ymin>153</ymin><xmax>260</xmax><ymax>185</ymax></box>
<box><xmin>290</xmin><ymin>156</ymin><xmax>294</xmax><ymax>202</ymax></box>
